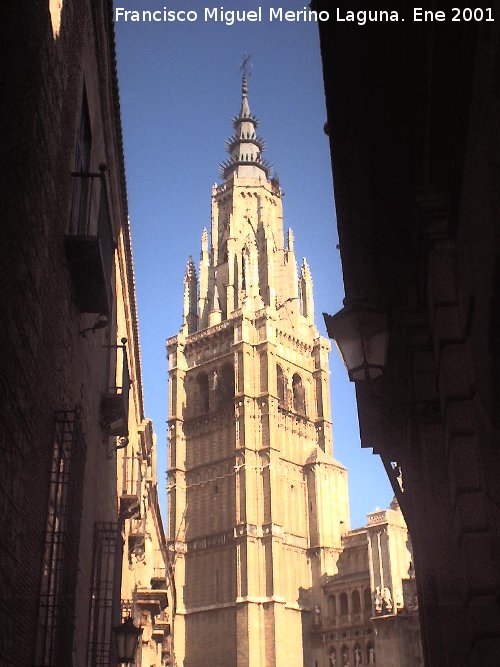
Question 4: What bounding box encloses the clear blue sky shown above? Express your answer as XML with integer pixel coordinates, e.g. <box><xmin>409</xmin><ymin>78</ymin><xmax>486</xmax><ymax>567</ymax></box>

<box><xmin>114</xmin><ymin>0</ymin><xmax>393</xmax><ymax>529</ymax></box>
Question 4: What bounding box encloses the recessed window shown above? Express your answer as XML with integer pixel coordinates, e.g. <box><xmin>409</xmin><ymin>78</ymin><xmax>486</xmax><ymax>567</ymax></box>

<box><xmin>292</xmin><ymin>373</ymin><xmax>306</xmax><ymax>416</ymax></box>
<box><xmin>276</xmin><ymin>364</ymin><xmax>286</xmax><ymax>407</ymax></box>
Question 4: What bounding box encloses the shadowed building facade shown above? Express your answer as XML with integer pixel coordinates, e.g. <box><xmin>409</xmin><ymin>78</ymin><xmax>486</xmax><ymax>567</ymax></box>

<box><xmin>316</xmin><ymin>2</ymin><xmax>500</xmax><ymax>665</ymax></box>
<box><xmin>166</xmin><ymin>78</ymin><xmax>350</xmax><ymax>667</ymax></box>
<box><xmin>1</xmin><ymin>2</ymin><xmax>170</xmax><ymax>664</ymax></box>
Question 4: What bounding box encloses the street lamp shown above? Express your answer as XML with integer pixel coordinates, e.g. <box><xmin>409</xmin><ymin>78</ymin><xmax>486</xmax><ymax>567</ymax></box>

<box><xmin>323</xmin><ymin>302</ymin><xmax>388</xmax><ymax>381</ymax></box>
<box><xmin>115</xmin><ymin>616</ymin><xmax>142</xmax><ymax>665</ymax></box>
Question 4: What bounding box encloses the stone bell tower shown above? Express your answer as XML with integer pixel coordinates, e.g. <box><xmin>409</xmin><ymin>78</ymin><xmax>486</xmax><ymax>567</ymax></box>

<box><xmin>166</xmin><ymin>72</ymin><xmax>350</xmax><ymax>667</ymax></box>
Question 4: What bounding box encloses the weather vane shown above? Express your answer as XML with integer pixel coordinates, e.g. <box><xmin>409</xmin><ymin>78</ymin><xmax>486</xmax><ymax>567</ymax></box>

<box><xmin>239</xmin><ymin>53</ymin><xmax>252</xmax><ymax>80</ymax></box>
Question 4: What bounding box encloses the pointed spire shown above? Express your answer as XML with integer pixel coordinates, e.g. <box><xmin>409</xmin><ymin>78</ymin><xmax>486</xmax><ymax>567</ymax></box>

<box><xmin>208</xmin><ymin>283</ymin><xmax>222</xmax><ymax>326</ymax></box>
<box><xmin>201</xmin><ymin>227</ymin><xmax>209</xmax><ymax>254</ymax></box>
<box><xmin>240</xmin><ymin>75</ymin><xmax>250</xmax><ymax>117</ymax></box>
<box><xmin>300</xmin><ymin>257</ymin><xmax>315</xmax><ymax>324</ymax></box>
<box><xmin>240</xmin><ymin>53</ymin><xmax>251</xmax><ymax>117</ymax></box>
<box><xmin>185</xmin><ymin>255</ymin><xmax>196</xmax><ymax>279</ymax></box>
<box><xmin>183</xmin><ymin>256</ymin><xmax>198</xmax><ymax>334</ymax></box>
<box><xmin>198</xmin><ymin>229</ymin><xmax>210</xmax><ymax>329</ymax></box>
<box><xmin>220</xmin><ymin>57</ymin><xmax>272</xmax><ymax>181</ymax></box>
<box><xmin>213</xmin><ymin>283</ymin><xmax>221</xmax><ymax>311</ymax></box>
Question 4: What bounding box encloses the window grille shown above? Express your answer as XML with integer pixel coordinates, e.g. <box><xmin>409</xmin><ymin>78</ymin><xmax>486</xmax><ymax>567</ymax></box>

<box><xmin>34</xmin><ymin>410</ymin><xmax>86</xmax><ymax>666</ymax></box>
<box><xmin>87</xmin><ymin>522</ymin><xmax>120</xmax><ymax>667</ymax></box>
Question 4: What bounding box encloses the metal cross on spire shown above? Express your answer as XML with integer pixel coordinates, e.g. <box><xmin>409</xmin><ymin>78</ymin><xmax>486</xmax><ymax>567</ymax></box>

<box><xmin>239</xmin><ymin>53</ymin><xmax>252</xmax><ymax>95</ymax></box>
<box><xmin>239</xmin><ymin>53</ymin><xmax>252</xmax><ymax>80</ymax></box>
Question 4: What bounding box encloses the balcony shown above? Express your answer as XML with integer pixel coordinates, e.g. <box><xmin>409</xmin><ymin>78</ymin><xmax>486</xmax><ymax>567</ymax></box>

<box><xmin>101</xmin><ymin>340</ymin><xmax>130</xmax><ymax>437</ymax></box>
<box><xmin>134</xmin><ymin>587</ymin><xmax>168</xmax><ymax>617</ymax></box>
<box><xmin>128</xmin><ymin>516</ymin><xmax>146</xmax><ymax>559</ymax></box>
<box><xmin>152</xmin><ymin>610</ymin><xmax>171</xmax><ymax>642</ymax></box>
<box><xmin>119</xmin><ymin>455</ymin><xmax>141</xmax><ymax>517</ymax></box>
<box><xmin>65</xmin><ymin>167</ymin><xmax>115</xmax><ymax>315</ymax></box>
<box><xmin>151</xmin><ymin>566</ymin><xmax>168</xmax><ymax>591</ymax></box>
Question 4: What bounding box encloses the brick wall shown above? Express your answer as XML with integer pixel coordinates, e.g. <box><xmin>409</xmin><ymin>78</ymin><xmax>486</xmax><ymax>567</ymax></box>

<box><xmin>1</xmin><ymin>2</ymin><xmax>129</xmax><ymax>664</ymax></box>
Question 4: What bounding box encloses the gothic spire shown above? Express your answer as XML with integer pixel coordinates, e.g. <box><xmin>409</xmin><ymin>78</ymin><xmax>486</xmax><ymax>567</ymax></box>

<box><xmin>220</xmin><ymin>60</ymin><xmax>271</xmax><ymax>181</ymax></box>
<box><xmin>183</xmin><ymin>256</ymin><xmax>198</xmax><ymax>334</ymax></box>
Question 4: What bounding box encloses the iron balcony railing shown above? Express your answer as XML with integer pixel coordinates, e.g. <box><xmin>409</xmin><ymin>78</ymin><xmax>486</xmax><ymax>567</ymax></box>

<box><xmin>120</xmin><ymin>455</ymin><xmax>142</xmax><ymax>499</ymax></box>
<box><xmin>101</xmin><ymin>339</ymin><xmax>130</xmax><ymax>437</ymax></box>
<box><xmin>65</xmin><ymin>166</ymin><xmax>115</xmax><ymax>315</ymax></box>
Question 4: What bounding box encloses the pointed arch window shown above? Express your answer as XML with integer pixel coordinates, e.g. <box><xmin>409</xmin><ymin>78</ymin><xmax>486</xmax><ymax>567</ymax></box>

<box><xmin>353</xmin><ymin>643</ymin><xmax>363</xmax><ymax>665</ymax></box>
<box><xmin>364</xmin><ymin>587</ymin><xmax>372</xmax><ymax>612</ymax></box>
<box><xmin>292</xmin><ymin>373</ymin><xmax>306</xmax><ymax>416</ymax></box>
<box><xmin>367</xmin><ymin>642</ymin><xmax>375</xmax><ymax>664</ymax></box>
<box><xmin>260</xmin><ymin>353</ymin><xmax>268</xmax><ymax>393</ymax></box>
<box><xmin>276</xmin><ymin>365</ymin><xmax>286</xmax><ymax>408</ymax></box>
<box><xmin>196</xmin><ymin>372</ymin><xmax>209</xmax><ymax>413</ymax></box>
<box><xmin>217</xmin><ymin>363</ymin><xmax>235</xmax><ymax>406</ymax></box>
<box><xmin>241</xmin><ymin>251</ymin><xmax>247</xmax><ymax>291</ymax></box>
<box><xmin>328</xmin><ymin>594</ymin><xmax>336</xmax><ymax>620</ymax></box>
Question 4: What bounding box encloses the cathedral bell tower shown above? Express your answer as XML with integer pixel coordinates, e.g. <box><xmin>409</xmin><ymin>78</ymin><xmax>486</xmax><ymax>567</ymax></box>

<box><xmin>166</xmin><ymin>72</ymin><xmax>350</xmax><ymax>667</ymax></box>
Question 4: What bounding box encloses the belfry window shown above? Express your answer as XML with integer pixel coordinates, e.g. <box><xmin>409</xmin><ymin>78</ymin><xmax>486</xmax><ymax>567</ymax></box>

<box><xmin>217</xmin><ymin>363</ymin><xmax>235</xmax><ymax>405</ymax></box>
<box><xmin>292</xmin><ymin>373</ymin><xmax>306</xmax><ymax>416</ymax></box>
